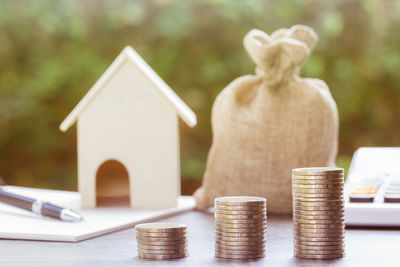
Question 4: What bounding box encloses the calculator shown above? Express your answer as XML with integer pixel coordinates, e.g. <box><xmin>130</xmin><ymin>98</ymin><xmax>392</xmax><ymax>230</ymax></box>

<box><xmin>344</xmin><ymin>147</ymin><xmax>400</xmax><ymax>227</ymax></box>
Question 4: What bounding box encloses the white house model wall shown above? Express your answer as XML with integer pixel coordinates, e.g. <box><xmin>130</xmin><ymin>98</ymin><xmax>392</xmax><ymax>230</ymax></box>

<box><xmin>60</xmin><ymin>46</ymin><xmax>196</xmax><ymax>209</ymax></box>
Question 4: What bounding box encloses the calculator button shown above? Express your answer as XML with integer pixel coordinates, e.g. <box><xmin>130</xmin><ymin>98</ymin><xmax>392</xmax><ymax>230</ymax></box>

<box><xmin>384</xmin><ymin>195</ymin><xmax>400</xmax><ymax>203</ymax></box>
<box><xmin>350</xmin><ymin>195</ymin><xmax>375</xmax><ymax>203</ymax></box>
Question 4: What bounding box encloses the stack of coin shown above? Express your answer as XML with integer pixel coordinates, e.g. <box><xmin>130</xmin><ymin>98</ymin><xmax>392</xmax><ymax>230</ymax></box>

<box><xmin>292</xmin><ymin>167</ymin><xmax>345</xmax><ymax>259</ymax></box>
<box><xmin>135</xmin><ymin>223</ymin><xmax>188</xmax><ymax>260</ymax></box>
<box><xmin>214</xmin><ymin>196</ymin><xmax>267</xmax><ymax>260</ymax></box>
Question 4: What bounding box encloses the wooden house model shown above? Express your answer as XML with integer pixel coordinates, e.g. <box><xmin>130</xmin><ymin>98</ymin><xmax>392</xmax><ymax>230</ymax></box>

<box><xmin>59</xmin><ymin>46</ymin><xmax>196</xmax><ymax>209</ymax></box>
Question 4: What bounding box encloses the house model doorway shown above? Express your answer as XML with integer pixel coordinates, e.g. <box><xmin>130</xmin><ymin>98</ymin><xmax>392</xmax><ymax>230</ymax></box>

<box><xmin>96</xmin><ymin>159</ymin><xmax>130</xmax><ymax>207</ymax></box>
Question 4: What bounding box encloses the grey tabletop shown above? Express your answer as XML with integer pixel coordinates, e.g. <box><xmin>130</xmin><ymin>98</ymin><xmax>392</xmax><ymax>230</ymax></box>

<box><xmin>0</xmin><ymin>211</ymin><xmax>399</xmax><ymax>267</ymax></box>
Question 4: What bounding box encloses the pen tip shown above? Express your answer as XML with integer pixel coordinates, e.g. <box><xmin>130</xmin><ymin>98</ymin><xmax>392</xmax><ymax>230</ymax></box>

<box><xmin>61</xmin><ymin>209</ymin><xmax>84</xmax><ymax>222</ymax></box>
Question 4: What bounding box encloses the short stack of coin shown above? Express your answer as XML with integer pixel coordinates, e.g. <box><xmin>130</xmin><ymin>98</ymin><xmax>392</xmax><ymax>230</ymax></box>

<box><xmin>292</xmin><ymin>167</ymin><xmax>345</xmax><ymax>259</ymax></box>
<box><xmin>135</xmin><ymin>223</ymin><xmax>188</xmax><ymax>260</ymax></box>
<box><xmin>214</xmin><ymin>196</ymin><xmax>267</xmax><ymax>260</ymax></box>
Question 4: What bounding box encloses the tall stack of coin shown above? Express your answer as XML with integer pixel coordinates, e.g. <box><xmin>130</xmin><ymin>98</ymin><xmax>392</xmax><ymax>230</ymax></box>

<box><xmin>292</xmin><ymin>167</ymin><xmax>345</xmax><ymax>259</ymax></box>
<box><xmin>135</xmin><ymin>223</ymin><xmax>188</xmax><ymax>260</ymax></box>
<box><xmin>214</xmin><ymin>196</ymin><xmax>267</xmax><ymax>260</ymax></box>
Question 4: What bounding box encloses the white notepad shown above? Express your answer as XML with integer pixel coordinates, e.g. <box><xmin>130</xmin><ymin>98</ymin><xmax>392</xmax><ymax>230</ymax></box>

<box><xmin>0</xmin><ymin>186</ymin><xmax>195</xmax><ymax>242</ymax></box>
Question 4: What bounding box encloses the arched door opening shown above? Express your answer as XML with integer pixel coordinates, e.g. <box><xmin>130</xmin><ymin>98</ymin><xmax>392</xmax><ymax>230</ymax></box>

<box><xmin>96</xmin><ymin>159</ymin><xmax>130</xmax><ymax>207</ymax></box>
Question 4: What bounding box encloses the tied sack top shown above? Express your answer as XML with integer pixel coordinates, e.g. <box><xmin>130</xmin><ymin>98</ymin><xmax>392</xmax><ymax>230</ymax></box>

<box><xmin>243</xmin><ymin>25</ymin><xmax>318</xmax><ymax>88</ymax></box>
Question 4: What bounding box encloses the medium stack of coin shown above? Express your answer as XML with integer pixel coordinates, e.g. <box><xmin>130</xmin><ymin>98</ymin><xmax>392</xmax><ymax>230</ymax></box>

<box><xmin>214</xmin><ymin>196</ymin><xmax>267</xmax><ymax>260</ymax></box>
<box><xmin>135</xmin><ymin>223</ymin><xmax>188</xmax><ymax>260</ymax></box>
<box><xmin>292</xmin><ymin>167</ymin><xmax>345</xmax><ymax>259</ymax></box>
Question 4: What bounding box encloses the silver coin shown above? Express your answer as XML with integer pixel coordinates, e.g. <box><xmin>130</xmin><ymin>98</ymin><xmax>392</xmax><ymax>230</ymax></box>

<box><xmin>136</xmin><ymin>223</ymin><xmax>186</xmax><ymax>233</ymax></box>
<box><xmin>292</xmin><ymin>167</ymin><xmax>344</xmax><ymax>176</ymax></box>
<box><xmin>294</xmin><ymin>209</ymin><xmax>344</xmax><ymax>216</ymax></box>
<box><xmin>136</xmin><ymin>235</ymin><xmax>186</xmax><ymax>242</ymax></box>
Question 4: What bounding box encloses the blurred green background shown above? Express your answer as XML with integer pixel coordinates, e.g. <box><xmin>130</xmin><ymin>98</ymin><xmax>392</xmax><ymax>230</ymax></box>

<box><xmin>0</xmin><ymin>0</ymin><xmax>399</xmax><ymax>194</ymax></box>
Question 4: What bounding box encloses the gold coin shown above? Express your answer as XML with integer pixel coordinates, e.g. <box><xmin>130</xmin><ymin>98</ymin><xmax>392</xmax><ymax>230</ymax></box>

<box><xmin>215</xmin><ymin>236</ymin><xmax>265</xmax><ymax>243</ymax></box>
<box><xmin>215</xmin><ymin>226</ymin><xmax>266</xmax><ymax>233</ymax></box>
<box><xmin>215</xmin><ymin>209</ymin><xmax>266</xmax><ymax>215</ymax></box>
<box><xmin>293</xmin><ymin>183</ymin><xmax>343</xmax><ymax>189</ymax></box>
<box><xmin>136</xmin><ymin>223</ymin><xmax>186</xmax><ymax>233</ymax></box>
<box><xmin>295</xmin><ymin>244</ymin><xmax>344</xmax><ymax>250</ymax></box>
<box><xmin>293</xmin><ymin>218</ymin><xmax>344</xmax><ymax>224</ymax></box>
<box><xmin>215</xmin><ymin>218</ymin><xmax>267</xmax><ymax>224</ymax></box>
<box><xmin>138</xmin><ymin>244</ymin><xmax>187</xmax><ymax>250</ymax></box>
<box><xmin>215</xmin><ymin>205</ymin><xmax>266</xmax><ymax>211</ymax></box>
<box><xmin>292</xmin><ymin>174</ymin><xmax>344</xmax><ymax>180</ymax></box>
<box><xmin>293</xmin><ymin>179</ymin><xmax>344</xmax><ymax>185</ymax></box>
<box><xmin>215</xmin><ymin>222</ymin><xmax>266</xmax><ymax>229</ymax></box>
<box><xmin>293</xmin><ymin>222</ymin><xmax>344</xmax><ymax>229</ymax></box>
<box><xmin>294</xmin><ymin>252</ymin><xmax>344</xmax><ymax>259</ymax></box>
<box><xmin>294</xmin><ymin>232</ymin><xmax>344</xmax><ymax>238</ymax></box>
<box><xmin>215</xmin><ymin>213</ymin><xmax>266</xmax><ymax>220</ymax></box>
<box><xmin>294</xmin><ymin>205</ymin><xmax>343</xmax><ymax>212</ymax></box>
<box><xmin>215</xmin><ymin>247</ymin><xmax>265</xmax><ymax>255</ymax></box>
<box><xmin>216</xmin><ymin>235</ymin><xmax>266</xmax><ymax>243</ymax></box>
<box><xmin>138</xmin><ymin>247</ymin><xmax>187</xmax><ymax>255</ymax></box>
<box><xmin>215</xmin><ymin>252</ymin><xmax>265</xmax><ymax>260</ymax></box>
<box><xmin>294</xmin><ymin>196</ymin><xmax>344</xmax><ymax>202</ymax></box>
<box><xmin>215</xmin><ymin>196</ymin><xmax>266</xmax><ymax>206</ymax></box>
<box><xmin>136</xmin><ymin>235</ymin><xmax>186</xmax><ymax>242</ymax></box>
<box><xmin>138</xmin><ymin>252</ymin><xmax>187</xmax><ymax>260</ymax></box>
<box><xmin>293</xmin><ymin>214</ymin><xmax>343</xmax><ymax>220</ymax></box>
<box><xmin>294</xmin><ymin>227</ymin><xmax>344</xmax><ymax>235</ymax></box>
<box><xmin>294</xmin><ymin>239</ymin><xmax>343</xmax><ymax>246</ymax></box>
<box><xmin>294</xmin><ymin>248</ymin><xmax>345</xmax><ymax>255</ymax></box>
<box><xmin>216</xmin><ymin>232</ymin><xmax>265</xmax><ymax>239</ymax></box>
<box><xmin>294</xmin><ymin>235</ymin><xmax>344</xmax><ymax>242</ymax></box>
<box><xmin>294</xmin><ymin>209</ymin><xmax>344</xmax><ymax>216</ymax></box>
<box><xmin>292</xmin><ymin>167</ymin><xmax>344</xmax><ymax>176</ymax></box>
<box><xmin>293</xmin><ymin>187</ymin><xmax>343</xmax><ymax>194</ymax></box>
<box><xmin>136</xmin><ymin>232</ymin><xmax>186</xmax><ymax>238</ymax></box>
<box><xmin>216</xmin><ymin>239</ymin><xmax>266</xmax><ymax>246</ymax></box>
<box><xmin>137</xmin><ymin>239</ymin><xmax>186</xmax><ymax>246</ymax></box>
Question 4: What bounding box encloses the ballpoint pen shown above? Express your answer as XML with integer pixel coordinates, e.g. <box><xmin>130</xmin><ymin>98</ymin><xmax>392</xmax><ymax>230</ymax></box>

<box><xmin>0</xmin><ymin>187</ymin><xmax>83</xmax><ymax>222</ymax></box>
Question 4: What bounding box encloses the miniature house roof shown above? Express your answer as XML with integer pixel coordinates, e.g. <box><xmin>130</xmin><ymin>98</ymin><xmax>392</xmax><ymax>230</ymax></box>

<box><xmin>59</xmin><ymin>46</ymin><xmax>197</xmax><ymax>132</ymax></box>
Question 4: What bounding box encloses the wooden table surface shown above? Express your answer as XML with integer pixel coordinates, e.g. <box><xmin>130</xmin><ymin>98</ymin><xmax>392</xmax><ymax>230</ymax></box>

<box><xmin>0</xmin><ymin>210</ymin><xmax>399</xmax><ymax>267</ymax></box>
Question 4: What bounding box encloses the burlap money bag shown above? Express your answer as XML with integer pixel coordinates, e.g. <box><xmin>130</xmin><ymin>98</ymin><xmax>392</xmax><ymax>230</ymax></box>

<box><xmin>194</xmin><ymin>25</ymin><xmax>339</xmax><ymax>214</ymax></box>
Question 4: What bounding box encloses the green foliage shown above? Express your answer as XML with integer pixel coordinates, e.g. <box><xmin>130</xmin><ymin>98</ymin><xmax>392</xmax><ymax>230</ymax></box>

<box><xmin>0</xmin><ymin>0</ymin><xmax>399</xmax><ymax>192</ymax></box>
